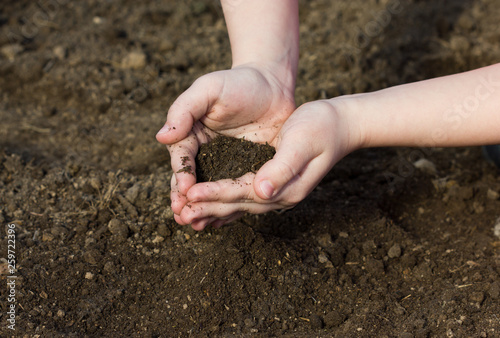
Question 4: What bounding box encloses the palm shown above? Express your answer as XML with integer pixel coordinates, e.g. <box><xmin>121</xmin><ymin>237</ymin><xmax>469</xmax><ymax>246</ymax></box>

<box><xmin>195</xmin><ymin>66</ymin><xmax>295</xmax><ymax>143</ymax></box>
<box><xmin>157</xmin><ymin>65</ymin><xmax>296</xmax><ymax>225</ymax></box>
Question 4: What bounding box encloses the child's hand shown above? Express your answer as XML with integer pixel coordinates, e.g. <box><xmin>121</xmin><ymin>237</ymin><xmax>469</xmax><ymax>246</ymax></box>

<box><xmin>176</xmin><ymin>99</ymin><xmax>361</xmax><ymax>230</ymax></box>
<box><xmin>156</xmin><ymin>64</ymin><xmax>296</xmax><ymax>226</ymax></box>
<box><xmin>163</xmin><ymin>62</ymin><xmax>500</xmax><ymax>230</ymax></box>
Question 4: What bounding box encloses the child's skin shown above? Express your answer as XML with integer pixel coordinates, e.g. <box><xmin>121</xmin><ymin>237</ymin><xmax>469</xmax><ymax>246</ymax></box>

<box><xmin>156</xmin><ymin>0</ymin><xmax>500</xmax><ymax>230</ymax></box>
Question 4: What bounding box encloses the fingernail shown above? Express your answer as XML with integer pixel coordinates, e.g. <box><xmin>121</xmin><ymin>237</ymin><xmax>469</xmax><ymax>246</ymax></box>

<box><xmin>156</xmin><ymin>124</ymin><xmax>171</xmax><ymax>135</ymax></box>
<box><xmin>260</xmin><ymin>180</ymin><xmax>275</xmax><ymax>199</ymax></box>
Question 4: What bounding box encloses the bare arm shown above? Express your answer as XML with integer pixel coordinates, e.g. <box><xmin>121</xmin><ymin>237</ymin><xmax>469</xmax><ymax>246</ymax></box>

<box><xmin>180</xmin><ymin>64</ymin><xmax>500</xmax><ymax>230</ymax></box>
<box><xmin>222</xmin><ymin>0</ymin><xmax>299</xmax><ymax>89</ymax></box>
<box><xmin>157</xmin><ymin>0</ymin><xmax>300</xmax><ymax>229</ymax></box>
<box><xmin>343</xmin><ymin>64</ymin><xmax>500</xmax><ymax>149</ymax></box>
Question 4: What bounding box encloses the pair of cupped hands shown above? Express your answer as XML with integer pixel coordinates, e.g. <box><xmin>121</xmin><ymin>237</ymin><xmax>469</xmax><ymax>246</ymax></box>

<box><xmin>156</xmin><ymin>63</ymin><xmax>357</xmax><ymax>230</ymax></box>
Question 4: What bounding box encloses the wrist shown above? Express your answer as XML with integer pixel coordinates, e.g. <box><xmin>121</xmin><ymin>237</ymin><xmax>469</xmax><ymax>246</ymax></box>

<box><xmin>230</xmin><ymin>34</ymin><xmax>299</xmax><ymax>67</ymax></box>
<box><xmin>222</xmin><ymin>0</ymin><xmax>299</xmax><ymax>93</ymax></box>
<box><xmin>232</xmin><ymin>60</ymin><xmax>297</xmax><ymax>101</ymax></box>
<box><xmin>327</xmin><ymin>94</ymin><xmax>369</xmax><ymax>153</ymax></box>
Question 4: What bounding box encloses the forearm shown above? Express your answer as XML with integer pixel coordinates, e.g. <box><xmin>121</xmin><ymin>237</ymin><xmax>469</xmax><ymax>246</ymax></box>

<box><xmin>221</xmin><ymin>0</ymin><xmax>299</xmax><ymax>88</ymax></box>
<box><xmin>341</xmin><ymin>64</ymin><xmax>500</xmax><ymax>149</ymax></box>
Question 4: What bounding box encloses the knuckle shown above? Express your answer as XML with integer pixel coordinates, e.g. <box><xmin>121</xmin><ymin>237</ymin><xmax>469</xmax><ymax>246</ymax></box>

<box><xmin>276</xmin><ymin>159</ymin><xmax>298</xmax><ymax>183</ymax></box>
<box><xmin>245</xmin><ymin>189</ymin><xmax>254</xmax><ymax>201</ymax></box>
<box><xmin>285</xmin><ymin>196</ymin><xmax>302</xmax><ymax>206</ymax></box>
<box><xmin>284</xmin><ymin>189</ymin><xmax>308</xmax><ymax>206</ymax></box>
<box><xmin>299</xmin><ymin>100</ymin><xmax>332</xmax><ymax>114</ymax></box>
<box><xmin>168</xmin><ymin>99</ymin><xmax>187</xmax><ymax>117</ymax></box>
<box><xmin>211</xmin><ymin>182</ymin><xmax>224</xmax><ymax>199</ymax></box>
<box><xmin>192</xmin><ymin>73</ymin><xmax>217</xmax><ymax>91</ymax></box>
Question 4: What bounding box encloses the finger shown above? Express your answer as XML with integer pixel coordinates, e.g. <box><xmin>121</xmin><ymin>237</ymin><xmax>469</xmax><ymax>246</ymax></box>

<box><xmin>174</xmin><ymin>213</ymin><xmax>185</xmax><ymax>225</ymax></box>
<box><xmin>170</xmin><ymin>174</ymin><xmax>189</xmax><ymax>223</ymax></box>
<box><xmin>181</xmin><ymin>157</ymin><xmax>328</xmax><ymax>224</ymax></box>
<box><xmin>191</xmin><ymin>217</ymin><xmax>217</xmax><ymax>231</ymax></box>
<box><xmin>171</xmin><ymin>189</ymin><xmax>187</xmax><ymax>217</ymax></box>
<box><xmin>167</xmin><ymin>133</ymin><xmax>198</xmax><ymax>196</ymax></box>
<box><xmin>156</xmin><ymin>74</ymin><xmax>223</xmax><ymax>145</ymax></box>
<box><xmin>186</xmin><ymin>172</ymin><xmax>259</xmax><ymax>203</ymax></box>
<box><xmin>254</xmin><ymin>129</ymin><xmax>318</xmax><ymax>200</ymax></box>
<box><xmin>182</xmin><ymin>143</ymin><xmax>336</xmax><ymax>225</ymax></box>
<box><xmin>210</xmin><ymin>219</ymin><xmax>226</xmax><ymax>229</ymax></box>
<box><xmin>179</xmin><ymin>200</ymin><xmax>283</xmax><ymax>224</ymax></box>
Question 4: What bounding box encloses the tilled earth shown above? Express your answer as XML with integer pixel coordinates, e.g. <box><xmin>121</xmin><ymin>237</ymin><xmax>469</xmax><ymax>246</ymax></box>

<box><xmin>0</xmin><ymin>0</ymin><xmax>499</xmax><ymax>337</ymax></box>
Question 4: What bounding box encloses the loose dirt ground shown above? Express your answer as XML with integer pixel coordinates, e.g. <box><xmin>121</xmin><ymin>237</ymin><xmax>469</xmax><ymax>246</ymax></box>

<box><xmin>1</xmin><ymin>0</ymin><xmax>499</xmax><ymax>337</ymax></box>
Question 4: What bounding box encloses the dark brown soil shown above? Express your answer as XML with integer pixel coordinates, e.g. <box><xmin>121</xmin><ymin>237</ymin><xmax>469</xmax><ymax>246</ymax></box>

<box><xmin>196</xmin><ymin>135</ymin><xmax>275</xmax><ymax>182</ymax></box>
<box><xmin>1</xmin><ymin>0</ymin><xmax>500</xmax><ymax>337</ymax></box>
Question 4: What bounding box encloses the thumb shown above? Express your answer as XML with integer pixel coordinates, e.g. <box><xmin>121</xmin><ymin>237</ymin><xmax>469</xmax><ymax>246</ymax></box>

<box><xmin>254</xmin><ymin>131</ymin><xmax>316</xmax><ymax>200</ymax></box>
<box><xmin>156</xmin><ymin>74</ymin><xmax>223</xmax><ymax>145</ymax></box>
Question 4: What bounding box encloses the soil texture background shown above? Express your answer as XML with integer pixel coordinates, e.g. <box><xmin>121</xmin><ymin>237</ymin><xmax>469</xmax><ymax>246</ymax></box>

<box><xmin>1</xmin><ymin>0</ymin><xmax>500</xmax><ymax>337</ymax></box>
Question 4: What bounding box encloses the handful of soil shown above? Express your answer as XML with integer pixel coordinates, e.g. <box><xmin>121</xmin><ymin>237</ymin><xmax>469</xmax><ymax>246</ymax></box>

<box><xmin>195</xmin><ymin>135</ymin><xmax>276</xmax><ymax>182</ymax></box>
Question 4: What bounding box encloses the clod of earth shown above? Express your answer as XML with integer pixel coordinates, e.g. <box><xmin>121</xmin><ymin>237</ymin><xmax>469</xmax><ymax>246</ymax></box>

<box><xmin>195</xmin><ymin>135</ymin><xmax>276</xmax><ymax>182</ymax></box>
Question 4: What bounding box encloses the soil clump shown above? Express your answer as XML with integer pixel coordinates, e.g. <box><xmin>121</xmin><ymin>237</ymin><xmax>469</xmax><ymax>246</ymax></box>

<box><xmin>195</xmin><ymin>135</ymin><xmax>275</xmax><ymax>182</ymax></box>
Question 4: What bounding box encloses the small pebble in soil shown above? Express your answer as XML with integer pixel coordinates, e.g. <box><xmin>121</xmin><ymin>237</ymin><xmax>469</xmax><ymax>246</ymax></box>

<box><xmin>1</xmin><ymin>43</ymin><xmax>24</xmax><ymax>61</ymax></box>
<box><xmin>388</xmin><ymin>243</ymin><xmax>402</xmax><ymax>258</ymax></box>
<box><xmin>413</xmin><ymin>158</ymin><xmax>437</xmax><ymax>175</ymax></box>
<box><xmin>365</xmin><ymin>257</ymin><xmax>385</xmax><ymax>275</ymax></box>
<box><xmin>324</xmin><ymin>310</ymin><xmax>345</xmax><ymax>328</ymax></box>
<box><xmin>318</xmin><ymin>253</ymin><xmax>333</xmax><ymax>268</ymax></box>
<box><xmin>309</xmin><ymin>314</ymin><xmax>324</xmax><ymax>329</ymax></box>
<box><xmin>83</xmin><ymin>250</ymin><xmax>100</xmax><ymax>265</ymax></box>
<box><xmin>493</xmin><ymin>217</ymin><xmax>500</xmax><ymax>238</ymax></box>
<box><xmin>51</xmin><ymin>226</ymin><xmax>69</xmax><ymax>239</ymax></box>
<box><xmin>487</xmin><ymin>188</ymin><xmax>499</xmax><ymax>200</ymax></box>
<box><xmin>103</xmin><ymin>262</ymin><xmax>116</xmax><ymax>274</ymax></box>
<box><xmin>157</xmin><ymin>223</ymin><xmax>171</xmax><ymax>237</ymax></box>
<box><xmin>42</xmin><ymin>232</ymin><xmax>55</xmax><ymax>242</ymax></box>
<box><xmin>473</xmin><ymin>201</ymin><xmax>484</xmax><ymax>214</ymax></box>
<box><xmin>161</xmin><ymin>207</ymin><xmax>174</xmax><ymax>220</ymax></box>
<box><xmin>89</xmin><ymin>176</ymin><xmax>101</xmax><ymax>191</ymax></box>
<box><xmin>53</xmin><ymin>45</ymin><xmax>67</xmax><ymax>60</ymax></box>
<box><xmin>244</xmin><ymin>318</ymin><xmax>255</xmax><ymax>327</ymax></box>
<box><xmin>317</xmin><ymin>233</ymin><xmax>333</xmax><ymax>248</ymax></box>
<box><xmin>121</xmin><ymin>51</ymin><xmax>147</xmax><ymax>69</ymax></box>
<box><xmin>152</xmin><ymin>235</ymin><xmax>165</xmax><ymax>243</ymax></box>
<box><xmin>125</xmin><ymin>183</ymin><xmax>141</xmax><ymax>203</ymax></box>
<box><xmin>362</xmin><ymin>239</ymin><xmax>377</xmax><ymax>254</ymax></box>
<box><xmin>108</xmin><ymin>218</ymin><xmax>128</xmax><ymax>237</ymax></box>
<box><xmin>195</xmin><ymin>135</ymin><xmax>275</xmax><ymax>182</ymax></box>
<box><xmin>488</xmin><ymin>281</ymin><xmax>500</xmax><ymax>299</ymax></box>
<box><xmin>469</xmin><ymin>291</ymin><xmax>485</xmax><ymax>304</ymax></box>
<box><xmin>318</xmin><ymin>252</ymin><xmax>329</xmax><ymax>264</ymax></box>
